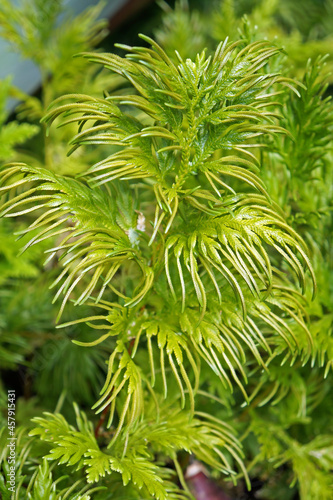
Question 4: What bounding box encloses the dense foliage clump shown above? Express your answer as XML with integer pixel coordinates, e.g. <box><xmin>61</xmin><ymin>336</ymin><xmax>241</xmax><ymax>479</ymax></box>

<box><xmin>0</xmin><ymin>1</ymin><xmax>332</xmax><ymax>499</ymax></box>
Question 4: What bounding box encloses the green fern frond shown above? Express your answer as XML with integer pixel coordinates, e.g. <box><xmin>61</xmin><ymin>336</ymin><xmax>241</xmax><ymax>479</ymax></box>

<box><xmin>0</xmin><ymin>428</ymin><xmax>105</xmax><ymax>499</ymax></box>
<box><xmin>92</xmin><ymin>342</ymin><xmax>143</xmax><ymax>438</ymax></box>
<box><xmin>42</xmin><ymin>37</ymin><xmax>293</xmax><ymax>214</ymax></box>
<box><xmin>0</xmin><ymin>28</ymin><xmax>325</xmax><ymax>500</ymax></box>
<box><xmin>1</xmin><ymin>37</ymin><xmax>316</xmax><ymax>323</ymax></box>
<box><xmin>271</xmin><ymin>55</ymin><xmax>333</xmax><ymax>180</ymax></box>
<box><xmin>29</xmin><ymin>405</ymin><xmax>189</xmax><ymax>498</ymax></box>
<box><xmin>36</xmin><ymin>36</ymin><xmax>315</xmax><ymax>312</ymax></box>
<box><xmin>251</xmin><ymin>417</ymin><xmax>333</xmax><ymax>500</ymax></box>
<box><xmin>164</xmin><ymin>201</ymin><xmax>315</xmax><ymax>317</ymax></box>
<box><xmin>27</xmin><ymin>459</ymin><xmax>60</xmax><ymax>500</ymax></box>
<box><xmin>62</xmin><ymin>281</ymin><xmax>312</xmax><ymax>421</ymax></box>
<box><xmin>0</xmin><ymin>163</ymin><xmax>154</xmax><ymax>319</ymax></box>
<box><xmin>30</xmin><ymin>402</ymin><xmax>247</xmax><ymax>494</ymax></box>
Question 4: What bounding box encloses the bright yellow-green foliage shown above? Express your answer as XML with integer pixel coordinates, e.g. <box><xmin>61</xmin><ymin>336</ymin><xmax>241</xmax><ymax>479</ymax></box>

<box><xmin>0</xmin><ymin>1</ymin><xmax>332</xmax><ymax>500</ymax></box>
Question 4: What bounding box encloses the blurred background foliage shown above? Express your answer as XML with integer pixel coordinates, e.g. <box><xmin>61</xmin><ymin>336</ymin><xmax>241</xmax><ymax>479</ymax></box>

<box><xmin>0</xmin><ymin>1</ymin><xmax>332</xmax><ymax>499</ymax></box>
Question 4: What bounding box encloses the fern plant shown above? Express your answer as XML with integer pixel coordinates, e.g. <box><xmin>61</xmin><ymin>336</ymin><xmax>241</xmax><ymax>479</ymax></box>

<box><xmin>156</xmin><ymin>0</ymin><xmax>333</xmax><ymax>81</ymax></box>
<box><xmin>0</xmin><ymin>3</ymin><xmax>332</xmax><ymax>498</ymax></box>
